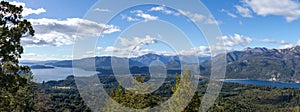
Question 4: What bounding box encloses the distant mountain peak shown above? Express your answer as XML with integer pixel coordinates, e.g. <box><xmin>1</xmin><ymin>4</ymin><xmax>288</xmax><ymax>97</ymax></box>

<box><xmin>243</xmin><ymin>47</ymin><xmax>268</xmax><ymax>53</ymax></box>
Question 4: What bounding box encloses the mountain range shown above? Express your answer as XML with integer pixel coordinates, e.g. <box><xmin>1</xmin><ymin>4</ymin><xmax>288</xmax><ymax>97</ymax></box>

<box><xmin>44</xmin><ymin>53</ymin><xmax>210</xmax><ymax>69</ymax></box>
<box><xmin>212</xmin><ymin>46</ymin><xmax>300</xmax><ymax>82</ymax></box>
<box><xmin>22</xmin><ymin>46</ymin><xmax>300</xmax><ymax>83</ymax></box>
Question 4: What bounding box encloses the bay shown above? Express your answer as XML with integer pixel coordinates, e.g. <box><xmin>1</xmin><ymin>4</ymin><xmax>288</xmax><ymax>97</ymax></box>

<box><xmin>31</xmin><ymin>67</ymin><xmax>98</xmax><ymax>83</ymax></box>
<box><xmin>223</xmin><ymin>79</ymin><xmax>300</xmax><ymax>89</ymax></box>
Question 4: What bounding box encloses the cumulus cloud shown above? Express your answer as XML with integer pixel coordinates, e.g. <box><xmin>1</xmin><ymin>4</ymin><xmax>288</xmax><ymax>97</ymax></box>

<box><xmin>131</xmin><ymin>10</ymin><xmax>158</xmax><ymax>21</ymax></box>
<box><xmin>149</xmin><ymin>5</ymin><xmax>180</xmax><ymax>16</ymax></box>
<box><xmin>239</xmin><ymin>0</ymin><xmax>300</xmax><ymax>22</ymax></box>
<box><xmin>217</xmin><ymin>34</ymin><xmax>252</xmax><ymax>47</ymax></box>
<box><xmin>9</xmin><ymin>1</ymin><xmax>46</xmax><ymax>17</ymax></box>
<box><xmin>22</xmin><ymin>18</ymin><xmax>120</xmax><ymax>47</ymax></box>
<box><xmin>235</xmin><ymin>5</ymin><xmax>253</xmax><ymax>18</ymax></box>
<box><xmin>178</xmin><ymin>9</ymin><xmax>220</xmax><ymax>25</ymax></box>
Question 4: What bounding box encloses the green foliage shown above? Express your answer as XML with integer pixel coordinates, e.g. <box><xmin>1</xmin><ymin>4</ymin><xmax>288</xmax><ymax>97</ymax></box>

<box><xmin>208</xmin><ymin>83</ymin><xmax>300</xmax><ymax>111</ymax></box>
<box><xmin>103</xmin><ymin>75</ymin><xmax>162</xmax><ymax>111</ymax></box>
<box><xmin>0</xmin><ymin>1</ymin><xmax>34</xmax><ymax>67</ymax></box>
<box><xmin>0</xmin><ymin>66</ymin><xmax>36</xmax><ymax>111</ymax></box>
<box><xmin>35</xmin><ymin>74</ymin><xmax>300</xmax><ymax>111</ymax></box>
<box><xmin>0</xmin><ymin>1</ymin><xmax>35</xmax><ymax>111</ymax></box>
<box><xmin>169</xmin><ymin>70</ymin><xmax>199</xmax><ymax>112</ymax></box>
<box><xmin>34</xmin><ymin>77</ymin><xmax>91</xmax><ymax>112</ymax></box>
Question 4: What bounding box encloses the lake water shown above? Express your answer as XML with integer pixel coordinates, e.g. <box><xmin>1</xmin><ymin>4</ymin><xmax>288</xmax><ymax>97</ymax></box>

<box><xmin>223</xmin><ymin>79</ymin><xmax>300</xmax><ymax>89</ymax></box>
<box><xmin>31</xmin><ymin>67</ymin><xmax>98</xmax><ymax>83</ymax></box>
<box><xmin>24</xmin><ymin>62</ymin><xmax>300</xmax><ymax>88</ymax></box>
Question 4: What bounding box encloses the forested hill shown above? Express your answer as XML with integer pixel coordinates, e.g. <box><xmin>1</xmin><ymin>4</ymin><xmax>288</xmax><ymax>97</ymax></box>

<box><xmin>201</xmin><ymin>46</ymin><xmax>300</xmax><ymax>82</ymax></box>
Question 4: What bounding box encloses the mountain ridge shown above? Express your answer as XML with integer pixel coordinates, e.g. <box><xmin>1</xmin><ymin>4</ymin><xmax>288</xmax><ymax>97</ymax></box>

<box><xmin>210</xmin><ymin>46</ymin><xmax>300</xmax><ymax>82</ymax></box>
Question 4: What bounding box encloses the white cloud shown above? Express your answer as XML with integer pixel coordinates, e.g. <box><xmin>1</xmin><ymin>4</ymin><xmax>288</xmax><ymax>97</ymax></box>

<box><xmin>178</xmin><ymin>9</ymin><xmax>220</xmax><ymax>25</ymax></box>
<box><xmin>217</xmin><ymin>34</ymin><xmax>252</xmax><ymax>47</ymax></box>
<box><xmin>228</xmin><ymin>12</ymin><xmax>238</xmax><ymax>18</ymax></box>
<box><xmin>126</xmin><ymin>16</ymin><xmax>140</xmax><ymax>22</ymax></box>
<box><xmin>22</xmin><ymin>18</ymin><xmax>120</xmax><ymax>47</ymax></box>
<box><xmin>260</xmin><ymin>38</ymin><xmax>277</xmax><ymax>43</ymax></box>
<box><xmin>178</xmin><ymin>46</ymin><xmax>211</xmax><ymax>57</ymax></box>
<box><xmin>279</xmin><ymin>40</ymin><xmax>288</xmax><ymax>45</ymax></box>
<box><xmin>259</xmin><ymin>38</ymin><xmax>289</xmax><ymax>45</ymax></box>
<box><xmin>94</xmin><ymin>8</ymin><xmax>111</xmax><ymax>12</ymax></box>
<box><xmin>103</xmin><ymin>35</ymin><xmax>211</xmax><ymax>57</ymax></box>
<box><xmin>97</xmin><ymin>47</ymin><xmax>103</xmax><ymax>50</ymax></box>
<box><xmin>277</xmin><ymin>39</ymin><xmax>300</xmax><ymax>49</ymax></box>
<box><xmin>104</xmin><ymin>46</ymin><xmax>117</xmax><ymax>52</ymax></box>
<box><xmin>102</xmin><ymin>46</ymin><xmax>211</xmax><ymax>57</ymax></box>
<box><xmin>149</xmin><ymin>5</ymin><xmax>180</xmax><ymax>16</ymax></box>
<box><xmin>235</xmin><ymin>5</ymin><xmax>253</xmax><ymax>18</ymax></box>
<box><xmin>9</xmin><ymin>1</ymin><xmax>46</xmax><ymax>17</ymax></box>
<box><xmin>279</xmin><ymin>44</ymin><xmax>294</xmax><ymax>49</ymax></box>
<box><xmin>136</xmin><ymin>12</ymin><xmax>158</xmax><ymax>21</ymax></box>
<box><xmin>119</xmin><ymin>35</ymin><xmax>157</xmax><ymax>48</ymax></box>
<box><xmin>240</xmin><ymin>0</ymin><xmax>300</xmax><ymax>22</ymax></box>
<box><xmin>178</xmin><ymin>9</ymin><xmax>204</xmax><ymax>21</ymax></box>
<box><xmin>297</xmin><ymin>40</ymin><xmax>300</xmax><ymax>45</ymax></box>
<box><xmin>221</xmin><ymin>9</ymin><xmax>238</xmax><ymax>18</ymax></box>
<box><xmin>22</xmin><ymin>53</ymin><xmax>38</xmax><ymax>57</ymax></box>
<box><xmin>21</xmin><ymin>54</ymin><xmax>72</xmax><ymax>61</ymax></box>
<box><xmin>103</xmin><ymin>35</ymin><xmax>158</xmax><ymax>57</ymax></box>
<box><xmin>131</xmin><ymin>10</ymin><xmax>158</xmax><ymax>21</ymax></box>
<box><xmin>121</xmin><ymin>15</ymin><xmax>140</xmax><ymax>22</ymax></box>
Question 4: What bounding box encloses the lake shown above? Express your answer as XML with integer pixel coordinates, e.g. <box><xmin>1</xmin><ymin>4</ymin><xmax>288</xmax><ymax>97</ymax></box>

<box><xmin>31</xmin><ymin>67</ymin><xmax>98</xmax><ymax>83</ymax></box>
<box><xmin>223</xmin><ymin>79</ymin><xmax>300</xmax><ymax>89</ymax></box>
<box><xmin>23</xmin><ymin>62</ymin><xmax>300</xmax><ymax>88</ymax></box>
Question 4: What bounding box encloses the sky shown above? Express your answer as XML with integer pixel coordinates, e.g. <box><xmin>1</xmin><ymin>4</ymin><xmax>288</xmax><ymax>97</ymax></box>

<box><xmin>6</xmin><ymin>0</ymin><xmax>300</xmax><ymax>60</ymax></box>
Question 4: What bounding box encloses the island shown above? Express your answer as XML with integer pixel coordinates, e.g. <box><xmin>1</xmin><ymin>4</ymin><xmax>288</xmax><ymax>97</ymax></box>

<box><xmin>30</xmin><ymin>65</ymin><xmax>55</xmax><ymax>69</ymax></box>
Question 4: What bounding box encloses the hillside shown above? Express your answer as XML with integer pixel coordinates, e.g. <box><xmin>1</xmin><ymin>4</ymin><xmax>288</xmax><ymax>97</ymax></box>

<box><xmin>201</xmin><ymin>46</ymin><xmax>300</xmax><ymax>82</ymax></box>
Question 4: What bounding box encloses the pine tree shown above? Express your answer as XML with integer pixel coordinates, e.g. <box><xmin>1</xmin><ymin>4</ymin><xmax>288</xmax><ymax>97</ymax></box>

<box><xmin>0</xmin><ymin>1</ymin><xmax>35</xmax><ymax>111</ymax></box>
<box><xmin>103</xmin><ymin>75</ymin><xmax>161</xmax><ymax>111</ymax></box>
<box><xmin>169</xmin><ymin>70</ymin><xmax>197</xmax><ymax>112</ymax></box>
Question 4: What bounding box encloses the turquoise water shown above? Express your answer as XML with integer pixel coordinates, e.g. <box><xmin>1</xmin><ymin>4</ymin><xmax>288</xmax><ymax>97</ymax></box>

<box><xmin>223</xmin><ymin>79</ymin><xmax>300</xmax><ymax>89</ymax></box>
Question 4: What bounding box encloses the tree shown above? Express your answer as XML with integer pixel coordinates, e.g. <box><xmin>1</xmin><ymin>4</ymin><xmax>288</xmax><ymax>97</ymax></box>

<box><xmin>169</xmin><ymin>70</ymin><xmax>197</xmax><ymax>112</ymax></box>
<box><xmin>0</xmin><ymin>1</ymin><xmax>35</xmax><ymax>111</ymax></box>
<box><xmin>0</xmin><ymin>1</ymin><xmax>34</xmax><ymax>69</ymax></box>
<box><xmin>103</xmin><ymin>75</ymin><xmax>161</xmax><ymax>111</ymax></box>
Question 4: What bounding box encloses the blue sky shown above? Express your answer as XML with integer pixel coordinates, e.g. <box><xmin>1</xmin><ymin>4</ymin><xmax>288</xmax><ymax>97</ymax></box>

<box><xmin>7</xmin><ymin>0</ymin><xmax>300</xmax><ymax>60</ymax></box>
